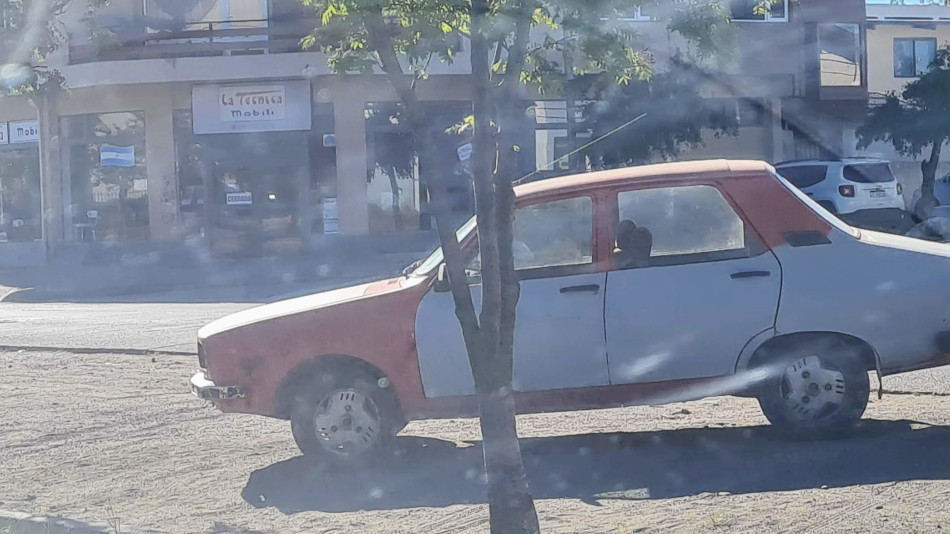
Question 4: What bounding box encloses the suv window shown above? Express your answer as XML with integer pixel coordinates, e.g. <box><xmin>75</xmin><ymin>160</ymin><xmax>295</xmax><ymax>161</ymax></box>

<box><xmin>513</xmin><ymin>196</ymin><xmax>593</xmax><ymax>271</ymax></box>
<box><xmin>777</xmin><ymin>165</ymin><xmax>827</xmax><ymax>189</ymax></box>
<box><xmin>843</xmin><ymin>163</ymin><xmax>896</xmax><ymax>184</ymax></box>
<box><xmin>617</xmin><ymin>185</ymin><xmax>746</xmax><ymax>265</ymax></box>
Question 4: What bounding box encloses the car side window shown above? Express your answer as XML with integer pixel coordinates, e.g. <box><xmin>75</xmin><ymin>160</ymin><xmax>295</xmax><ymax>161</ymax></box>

<box><xmin>615</xmin><ymin>185</ymin><xmax>748</xmax><ymax>269</ymax></box>
<box><xmin>466</xmin><ymin>196</ymin><xmax>593</xmax><ymax>278</ymax></box>
<box><xmin>778</xmin><ymin>166</ymin><xmax>827</xmax><ymax>189</ymax></box>
<box><xmin>513</xmin><ymin>196</ymin><xmax>593</xmax><ymax>272</ymax></box>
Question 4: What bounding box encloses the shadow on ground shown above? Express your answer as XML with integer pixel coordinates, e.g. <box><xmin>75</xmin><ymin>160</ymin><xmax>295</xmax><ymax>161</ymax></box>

<box><xmin>242</xmin><ymin>420</ymin><xmax>950</xmax><ymax>514</ymax></box>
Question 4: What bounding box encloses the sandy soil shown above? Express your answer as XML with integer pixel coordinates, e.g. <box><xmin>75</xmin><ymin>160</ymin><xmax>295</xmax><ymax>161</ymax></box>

<box><xmin>3</xmin><ymin>348</ymin><xmax>950</xmax><ymax>533</ymax></box>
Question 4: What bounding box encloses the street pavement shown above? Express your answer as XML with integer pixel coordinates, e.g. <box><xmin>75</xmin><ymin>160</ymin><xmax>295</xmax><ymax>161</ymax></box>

<box><xmin>0</xmin><ymin>276</ymin><xmax>370</xmax><ymax>353</ymax></box>
<box><xmin>0</xmin><ymin>301</ymin><xmax>250</xmax><ymax>353</ymax></box>
<box><xmin>2</xmin><ymin>296</ymin><xmax>950</xmax><ymax>394</ymax></box>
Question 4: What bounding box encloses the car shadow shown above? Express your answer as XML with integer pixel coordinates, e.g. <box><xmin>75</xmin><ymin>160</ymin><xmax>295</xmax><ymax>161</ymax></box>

<box><xmin>242</xmin><ymin>419</ymin><xmax>950</xmax><ymax>514</ymax></box>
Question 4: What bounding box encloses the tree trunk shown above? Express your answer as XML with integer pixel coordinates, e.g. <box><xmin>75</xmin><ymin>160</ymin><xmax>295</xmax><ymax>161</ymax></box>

<box><xmin>471</xmin><ymin>0</ymin><xmax>539</xmax><ymax>533</ymax></box>
<box><xmin>366</xmin><ymin>3</ymin><xmax>538</xmax><ymax>530</ymax></box>
<box><xmin>919</xmin><ymin>139</ymin><xmax>943</xmax><ymax>218</ymax></box>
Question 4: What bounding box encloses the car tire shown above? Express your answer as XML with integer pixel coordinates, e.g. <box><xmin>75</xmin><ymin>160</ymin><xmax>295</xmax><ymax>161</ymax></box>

<box><xmin>757</xmin><ymin>339</ymin><xmax>870</xmax><ymax>440</ymax></box>
<box><xmin>290</xmin><ymin>366</ymin><xmax>400</xmax><ymax>466</ymax></box>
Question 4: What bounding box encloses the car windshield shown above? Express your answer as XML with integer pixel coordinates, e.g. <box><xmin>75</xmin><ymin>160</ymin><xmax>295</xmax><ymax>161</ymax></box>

<box><xmin>843</xmin><ymin>163</ymin><xmax>897</xmax><ymax>183</ymax></box>
<box><xmin>771</xmin><ymin>171</ymin><xmax>861</xmax><ymax>238</ymax></box>
<box><xmin>412</xmin><ymin>216</ymin><xmax>478</xmax><ymax>275</ymax></box>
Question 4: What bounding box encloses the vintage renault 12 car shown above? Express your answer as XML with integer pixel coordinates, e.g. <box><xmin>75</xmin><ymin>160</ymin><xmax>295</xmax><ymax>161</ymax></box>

<box><xmin>192</xmin><ymin>160</ymin><xmax>950</xmax><ymax>465</ymax></box>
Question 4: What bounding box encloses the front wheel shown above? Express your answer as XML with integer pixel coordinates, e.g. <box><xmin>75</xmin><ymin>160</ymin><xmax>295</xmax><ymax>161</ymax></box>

<box><xmin>758</xmin><ymin>343</ymin><xmax>869</xmax><ymax>440</ymax></box>
<box><xmin>290</xmin><ymin>368</ymin><xmax>400</xmax><ymax>466</ymax></box>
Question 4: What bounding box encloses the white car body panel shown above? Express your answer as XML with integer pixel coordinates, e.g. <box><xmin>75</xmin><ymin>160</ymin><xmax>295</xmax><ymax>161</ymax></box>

<box><xmin>415</xmin><ymin>272</ymin><xmax>609</xmax><ymax>397</ymax></box>
<box><xmin>605</xmin><ymin>251</ymin><xmax>782</xmax><ymax>384</ymax></box>
<box><xmin>771</xmin><ymin>228</ymin><xmax>950</xmax><ymax>374</ymax></box>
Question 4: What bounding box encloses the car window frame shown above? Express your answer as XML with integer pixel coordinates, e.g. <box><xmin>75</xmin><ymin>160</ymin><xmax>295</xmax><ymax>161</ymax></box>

<box><xmin>608</xmin><ymin>181</ymin><xmax>766</xmax><ymax>271</ymax></box>
<box><xmin>510</xmin><ymin>193</ymin><xmax>598</xmax><ymax>281</ymax></box>
<box><xmin>456</xmin><ymin>192</ymin><xmax>601</xmax><ymax>283</ymax></box>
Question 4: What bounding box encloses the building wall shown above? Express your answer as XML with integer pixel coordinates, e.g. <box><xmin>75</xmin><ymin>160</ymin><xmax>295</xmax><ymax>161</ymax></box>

<box><xmin>867</xmin><ymin>21</ymin><xmax>950</xmax><ymax>96</ymax></box>
<box><xmin>860</xmin><ymin>4</ymin><xmax>950</xmax><ymax>207</ymax></box>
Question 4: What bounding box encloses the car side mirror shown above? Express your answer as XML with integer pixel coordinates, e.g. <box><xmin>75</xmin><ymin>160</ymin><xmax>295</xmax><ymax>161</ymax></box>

<box><xmin>433</xmin><ymin>263</ymin><xmax>451</xmax><ymax>293</ymax></box>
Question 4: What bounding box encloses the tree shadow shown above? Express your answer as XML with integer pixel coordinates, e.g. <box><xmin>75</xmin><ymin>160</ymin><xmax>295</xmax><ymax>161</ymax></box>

<box><xmin>242</xmin><ymin>419</ymin><xmax>950</xmax><ymax>514</ymax></box>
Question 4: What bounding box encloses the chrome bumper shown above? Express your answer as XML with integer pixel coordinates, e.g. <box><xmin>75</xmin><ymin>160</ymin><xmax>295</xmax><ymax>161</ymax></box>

<box><xmin>190</xmin><ymin>370</ymin><xmax>245</xmax><ymax>400</ymax></box>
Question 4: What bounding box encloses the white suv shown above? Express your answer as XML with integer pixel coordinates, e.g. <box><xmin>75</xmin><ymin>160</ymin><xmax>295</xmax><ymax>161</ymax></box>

<box><xmin>775</xmin><ymin>158</ymin><xmax>907</xmax><ymax>231</ymax></box>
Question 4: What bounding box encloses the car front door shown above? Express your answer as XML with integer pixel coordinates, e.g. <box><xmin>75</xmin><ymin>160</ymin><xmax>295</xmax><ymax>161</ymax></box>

<box><xmin>416</xmin><ymin>195</ymin><xmax>609</xmax><ymax>397</ymax></box>
<box><xmin>605</xmin><ymin>183</ymin><xmax>781</xmax><ymax>385</ymax></box>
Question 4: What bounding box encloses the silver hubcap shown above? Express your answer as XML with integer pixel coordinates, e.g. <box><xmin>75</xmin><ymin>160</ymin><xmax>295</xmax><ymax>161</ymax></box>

<box><xmin>780</xmin><ymin>355</ymin><xmax>846</xmax><ymax>420</ymax></box>
<box><xmin>312</xmin><ymin>388</ymin><xmax>381</xmax><ymax>456</ymax></box>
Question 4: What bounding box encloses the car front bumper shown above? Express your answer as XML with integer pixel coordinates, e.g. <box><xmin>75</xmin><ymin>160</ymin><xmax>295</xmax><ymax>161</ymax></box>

<box><xmin>190</xmin><ymin>370</ymin><xmax>245</xmax><ymax>400</ymax></box>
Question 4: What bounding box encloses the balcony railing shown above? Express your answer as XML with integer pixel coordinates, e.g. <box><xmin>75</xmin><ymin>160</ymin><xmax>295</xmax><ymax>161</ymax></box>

<box><xmin>69</xmin><ymin>18</ymin><xmax>316</xmax><ymax>64</ymax></box>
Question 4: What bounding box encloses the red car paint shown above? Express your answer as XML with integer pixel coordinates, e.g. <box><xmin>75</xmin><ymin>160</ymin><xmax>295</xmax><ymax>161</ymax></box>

<box><xmin>196</xmin><ymin>160</ymin><xmax>834</xmax><ymax>421</ymax></box>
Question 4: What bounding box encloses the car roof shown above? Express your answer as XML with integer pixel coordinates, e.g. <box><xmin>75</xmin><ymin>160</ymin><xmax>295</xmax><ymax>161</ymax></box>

<box><xmin>514</xmin><ymin>159</ymin><xmax>772</xmax><ymax>200</ymax></box>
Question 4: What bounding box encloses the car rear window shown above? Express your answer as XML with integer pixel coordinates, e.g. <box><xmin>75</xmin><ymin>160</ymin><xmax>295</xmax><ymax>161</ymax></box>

<box><xmin>777</xmin><ymin>165</ymin><xmax>827</xmax><ymax>188</ymax></box>
<box><xmin>843</xmin><ymin>163</ymin><xmax>896</xmax><ymax>183</ymax></box>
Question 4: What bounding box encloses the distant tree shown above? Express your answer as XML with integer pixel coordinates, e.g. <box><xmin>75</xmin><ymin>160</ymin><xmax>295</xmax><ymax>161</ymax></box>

<box><xmin>858</xmin><ymin>47</ymin><xmax>950</xmax><ymax>217</ymax></box>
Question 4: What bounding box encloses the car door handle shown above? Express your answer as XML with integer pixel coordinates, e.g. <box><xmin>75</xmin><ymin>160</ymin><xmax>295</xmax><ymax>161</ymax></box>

<box><xmin>731</xmin><ymin>270</ymin><xmax>771</xmax><ymax>280</ymax></box>
<box><xmin>560</xmin><ymin>284</ymin><xmax>600</xmax><ymax>294</ymax></box>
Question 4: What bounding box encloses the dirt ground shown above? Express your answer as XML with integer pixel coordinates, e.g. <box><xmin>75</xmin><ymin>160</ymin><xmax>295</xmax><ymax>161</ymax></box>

<box><xmin>3</xmin><ymin>348</ymin><xmax>950</xmax><ymax>534</ymax></box>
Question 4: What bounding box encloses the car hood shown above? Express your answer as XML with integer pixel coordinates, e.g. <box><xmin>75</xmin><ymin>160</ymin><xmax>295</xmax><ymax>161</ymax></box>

<box><xmin>198</xmin><ymin>277</ymin><xmax>414</xmax><ymax>340</ymax></box>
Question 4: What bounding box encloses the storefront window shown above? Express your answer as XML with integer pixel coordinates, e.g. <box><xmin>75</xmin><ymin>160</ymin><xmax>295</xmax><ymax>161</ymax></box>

<box><xmin>64</xmin><ymin>111</ymin><xmax>149</xmax><ymax>242</ymax></box>
<box><xmin>365</xmin><ymin>103</ymin><xmax>421</xmax><ymax>233</ymax></box>
<box><xmin>0</xmin><ymin>145</ymin><xmax>41</xmax><ymax>242</ymax></box>
<box><xmin>173</xmin><ymin>110</ymin><xmax>205</xmax><ymax>239</ymax></box>
<box><xmin>309</xmin><ymin>103</ymin><xmax>337</xmax><ymax>235</ymax></box>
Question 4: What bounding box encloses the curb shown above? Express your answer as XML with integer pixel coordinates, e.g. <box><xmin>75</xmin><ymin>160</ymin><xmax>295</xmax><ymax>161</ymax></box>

<box><xmin>0</xmin><ymin>509</ymin><xmax>132</xmax><ymax>534</ymax></box>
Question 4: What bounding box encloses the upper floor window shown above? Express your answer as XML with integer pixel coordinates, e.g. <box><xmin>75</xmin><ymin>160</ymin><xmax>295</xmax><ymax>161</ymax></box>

<box><xmin>729</xmin><ymin>0</ymin><xmax>788</xmax><ymax>22</ymax></box>
<box><xmin>820</xmin><ymin>23</ymin><xmax>862</xmax><ymax>87</ymax></box>
<box><xmin>894</xmin><ymin>38</ymin><xmax>937</xmax><ymax>78</ymax></box>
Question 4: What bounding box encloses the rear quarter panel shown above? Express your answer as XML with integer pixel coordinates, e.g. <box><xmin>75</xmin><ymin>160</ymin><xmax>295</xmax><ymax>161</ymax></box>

<box><xmin>772</xmin><ymin>231</ymin><xmax>950</xmax><ymax>374</ymax></box>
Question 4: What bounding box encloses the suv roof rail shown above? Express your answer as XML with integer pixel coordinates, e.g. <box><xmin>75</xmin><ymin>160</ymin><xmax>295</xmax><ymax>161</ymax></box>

<box><xmin>774</xmin><ymin>156</ymin><xmax>885</xmax><ymax>166</ymax></box>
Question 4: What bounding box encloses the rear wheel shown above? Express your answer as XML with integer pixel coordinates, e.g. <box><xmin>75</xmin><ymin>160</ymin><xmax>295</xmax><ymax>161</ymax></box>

<box><xmin>757</xmin><ymin>341</ymin><xmax>869</xmax><ymax>439</ymax></box>
<box><xmin>290</xmin><ymin>367</ymin><xmax>400</xmax><ymax>466</ymax></box>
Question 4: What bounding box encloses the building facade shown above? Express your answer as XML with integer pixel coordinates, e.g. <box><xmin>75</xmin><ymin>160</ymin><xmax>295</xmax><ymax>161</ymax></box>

<box><xmin>860</xmin><ymin>3</ymin><xmax>950</xmax><ymax>207</ymax></box>
<box><xmin>0</xmin><ymin>0</ymin><xmax>868</xmax><ymax>266</ymax></box>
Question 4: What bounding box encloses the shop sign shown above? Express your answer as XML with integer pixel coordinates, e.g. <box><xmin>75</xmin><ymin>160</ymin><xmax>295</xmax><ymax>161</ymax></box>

<box><xmin>226</xmin><ymin>192</ymin><xmax>253</xmax><ymax>205</ymax></box>
<box><xmin>100</xmin><ymin>144</ymin><xmax>135</xmax><ymax>167</ymax></box>
<box><xmin>192</xmin><ymin>81</ymin><xmax>312</xmax><ymax>134</ymax></box>
<box><xmin>9</xmin><ymin>120</ymin><xmax>39</xmax><ymax>143</ymax></box>
<box><xmin>219</xmin><ymin>85</ymin><xmax>286</xmax><ymax>122</ymax></box>
<box><xmin>0</xmin><ymin>123</ymin><xmax>7</xmax><ymax>144</ymax></box>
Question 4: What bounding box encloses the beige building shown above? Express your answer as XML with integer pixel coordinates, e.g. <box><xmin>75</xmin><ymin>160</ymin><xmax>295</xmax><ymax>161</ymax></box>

<box><xmin>0</xmin><ymin>0</ymin><xmax>869</xmax><ymax>266</ymax></box>
<box><xmin>859</xmin><ymin>3</ymin><xmax>950</xmax><ymax>206</ymax></box>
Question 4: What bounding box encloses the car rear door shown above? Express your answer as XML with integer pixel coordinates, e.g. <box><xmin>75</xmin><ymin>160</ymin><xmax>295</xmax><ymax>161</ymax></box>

<box><xmin>604</xmin><ymin>183</ymin><xmax>782</xmax><ymax>384</ymax></box>
<box><xmin>415</xmin><ymin>195</ymin><xmax>609</xmax><ymax>397</ymax></box>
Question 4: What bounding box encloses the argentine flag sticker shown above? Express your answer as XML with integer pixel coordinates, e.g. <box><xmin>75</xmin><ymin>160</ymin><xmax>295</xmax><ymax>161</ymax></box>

<box><xmin>100</xmin><ymin>144</ymin><xmax>135</xmax><ymax>167</ymax></box>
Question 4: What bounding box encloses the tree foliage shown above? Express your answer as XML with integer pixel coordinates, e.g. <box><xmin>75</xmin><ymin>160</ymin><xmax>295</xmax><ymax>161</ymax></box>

<box><xmin>582</xmin><ymin>60</ymin><xmax>740</xmax><ymax>169</ymax></box>
<box><xmin>0</xmin><ymin>0</ymin><xmax>107</xmax><ymax>92</ymax></box>
<box><xmin>857</xmin><ymin>47</ymin><xmax>950</xmax><ymax>214</ymax></box>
